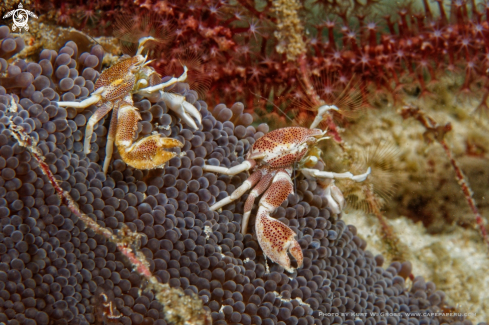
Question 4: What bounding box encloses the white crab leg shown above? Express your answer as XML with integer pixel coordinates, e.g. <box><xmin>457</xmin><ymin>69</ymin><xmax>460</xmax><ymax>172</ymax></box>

<box><xmin>57</xmin><ymin>88</ymin><xmax>104</xmax><ymax>109</ymax></box>
<box><xmin>317</xmin><ymin>180</ymin><xmax>345</xmax><ymax>214</ymax></box>
<box><xmin>84</xmin><ymin>102</ymin><xmax>113</xmax><ymax>154</ymax></box>
<box><xmin>301</xmin><ymin>167</ymin><xmax>371</xmax><ymax>182</ymax></box>
<box><xmin>140</xmin><ymin>91</ymin><xmax>201</xmax><ymax>128</ymax></box>
<box><xmin>158</xmin><ymin>92</ymin><xmax>202</xmax><ymax>129</ymax></box>
<box><xmin>103</xmin><ymin>105</ymin><xmax>119</xmax><ymax>174</ymax></box>
<box><xmin>136</xmin><ymin>66</ymin><xmax>188</xmax><ymax>96</ymax></box>
<box><xmin>202</xmin><ymin>159</ymin><xmax>256</xmax><ymax>176</ymax></box>
<box><xmin>310</xmin><ymin>104</ymin><xmax>339</xmax><ymax>129</ymax></box>
<box><xmin>209</xmin><ymin>169</ymin><xmax>263</xmax><ymax>212</ymax></box>
<box><xmin>242</xmin><ymin>171</ymin><xmax>274</xmax><ymax>235</ymax></box>
<box><xmin>136</xmin><ymin>37</ymin><xmax>156</xmax><ymax>56</ymax></box>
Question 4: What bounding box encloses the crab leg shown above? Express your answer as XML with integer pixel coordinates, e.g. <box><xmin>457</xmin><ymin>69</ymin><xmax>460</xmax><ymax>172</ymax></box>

<box><xmin>160</xmin><ymin>92</ymin><xmax>202</xmax><ymax>129</ymax></box>
<box><xmin>143</xmin><ymin>91</ymin><xmax>202</xmax><ymax>129</ymax></box>
<box><xmin>302</xmin><ymin>167</ymin><xmax>370</xmax><ymax>214</ymax></box>
<box><xmin>137</xmin><ymin>66</ymin><xmax>202</xmax><ymax>129</ymax></box>
<box><xmin>115</xmin><ymin>104</ymin><xmax>184</xmax><ymax>170</ymax></box>
<box><xmin>102</xmin><ymin>104</ymin><xmax>119</xmax><ymax>174</ymax></box>
<box><xmin>209</xmin><ymin>169</ymin><xmax>263</xmax><ymax>212</ymax></box>
<box><xmin>84</xmin><ymin>102</ymin><xmax>113</xmax><ymax>154</ymax></box>
<box><xmin>136</xmin><ymin>66</ymin><xmax>189</xmax><ymax>96</ymax></box>
<box><xmin>300</xmin><ymin>167</ymin><xmax>371</xmax><ymax>182</ymax></box>
<box><xmin>136</xmin><ymin>36</ymin><xmax>157</xmax><ymax>56</ymax></box>
<box><xmin>316</xmin><ymin>179</ymin><xmax>345</xmax><ymax>214</ymax></box>
<box><xmin>242</xmin><ymin>172</ymin><xmax>274</xmax><ymax>235</ymax></box>
<box><xmin>57</xmin><ymin>87</ymin><xmax>103</xmax><ymax>109</ymax></box>
<box><xmin>202</xmin><ymin>159</ymin><xmax>256</xmax><ymax>175</ymax></box>
<box><xmin>255</xmin><ymin>170</ymin><xmax>303</xmax><ymax>273</ymax></box>
<box><xmin>310</xmin><ymin>104</ymin><xmax>339</xmax><ymax>129</ymax></box>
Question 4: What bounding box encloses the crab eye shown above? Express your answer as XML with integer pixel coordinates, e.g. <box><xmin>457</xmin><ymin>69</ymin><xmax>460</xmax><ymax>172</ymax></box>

<box><xmin>130</xmin><ymin>66</ymin><xmax>140</xmax><ymax>74</ymax></box>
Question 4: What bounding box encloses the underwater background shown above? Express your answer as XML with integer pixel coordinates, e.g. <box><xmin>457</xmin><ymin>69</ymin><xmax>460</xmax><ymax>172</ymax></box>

<box><xmin>0</xmin><ymin>0</ymin><xmax>488</xmax><ymax>324</ymax></box>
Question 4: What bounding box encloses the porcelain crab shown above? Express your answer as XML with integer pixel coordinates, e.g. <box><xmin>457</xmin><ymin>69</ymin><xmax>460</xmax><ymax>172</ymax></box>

<box><xmin>203</xmin><ymin>105</ymin><xmax>370</xmax><ymax>272</ymax></box>
<box><xmin>57</xmin><ymin>37</ymin><xmax>202</xmax><ymax>173</ymax></box>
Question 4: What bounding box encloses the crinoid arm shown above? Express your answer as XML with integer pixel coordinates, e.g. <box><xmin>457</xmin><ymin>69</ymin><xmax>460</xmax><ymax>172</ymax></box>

<box><xmin>254</xmin><ymin>170</ymin><xmax>303</xmax><ymax>273</ymax></box>
<box><xmin>57</xmin><ymin>87</ymin><xmax>104</xmax><ymax>109</ymax></box>
<box><xmin>202</xmin><ymin>159</ymin><xmax>256</xmax><ymax>175</ymax></box>
<box><xmin>301</xmin><ymin>167</ymin><xmax>371</xmax><ymax>182</ymax></box>
<box><xmin>113</xmin><ymin>103</ymin><xmax>183</xmax><ymax>170</ymax></box>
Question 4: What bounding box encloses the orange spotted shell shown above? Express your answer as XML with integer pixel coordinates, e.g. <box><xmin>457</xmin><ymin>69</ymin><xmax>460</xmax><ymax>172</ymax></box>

<box><xmin>249</xmin><ymin>127</ymin><xmax>323</xmax><ymax>168</ymax></box>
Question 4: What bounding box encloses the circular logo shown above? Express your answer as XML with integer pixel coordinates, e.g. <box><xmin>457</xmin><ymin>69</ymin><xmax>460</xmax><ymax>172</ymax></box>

<box><xmin>3</xmin><ymin>3</ymin><xmax>38</xmax><ymax>32</ymax></box>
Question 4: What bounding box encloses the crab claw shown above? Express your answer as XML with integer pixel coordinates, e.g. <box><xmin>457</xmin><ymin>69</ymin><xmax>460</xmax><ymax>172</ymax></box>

<box><xmin>115</xmin><ymin>104</ymin><xmax>184</xmax><ymax>170</ymax></box>
<box><xmin>254</xmin><ymin>171</ymin><xmax>303</xmax><ymax>272</ymax></box>
<box><xmin>255</xmin><ymin>211</ymin><xmax>303</xmax><ymax>273</ymax></box>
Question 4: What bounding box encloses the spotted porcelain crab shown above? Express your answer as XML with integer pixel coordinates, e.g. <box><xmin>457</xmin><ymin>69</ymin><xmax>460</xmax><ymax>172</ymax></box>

<box><xmin>57</xmin><ymin>37</ymin><xmax>202</xmax><ymax>173</ymax></box>
<box><xmin>203</xmin><ymin>106</ymin><xmax>370</xmax><ymax>272</ymax></box>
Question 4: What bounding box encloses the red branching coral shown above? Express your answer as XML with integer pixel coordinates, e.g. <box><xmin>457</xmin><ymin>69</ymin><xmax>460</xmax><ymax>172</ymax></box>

<box><xmin>34</xmin><ymin>0</ymin><xmax>489</xmax><ymax>125</ymax></box>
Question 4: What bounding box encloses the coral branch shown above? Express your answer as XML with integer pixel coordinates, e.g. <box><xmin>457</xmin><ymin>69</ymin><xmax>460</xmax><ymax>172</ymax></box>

<box><xmin>236</xmin><ymin>0</ymin><xmax>264</xmax><ymax>19</ymax></box>
<box><xmin>297</xmin><ymin>54</ymin><xmax>344</xmax><ymax>144</ymax></box>
<box><xmin>364</xmin><ymin>185</ymin><xmax>407</xmax><ymax>261</ymax></box>
<box><xmin>8</xmin><ymin>121</ymin><xmax>211</xmax><ymax>325</ymax></box>
<box><xmin>400</xmin><ymin>105</ymin><xmax>489</xmax><ymax>250</ymax></box>
<box><xmin>271</xmin><ymin>0</ymin><xmax>306</xmax><ymax>61</ymax></box>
